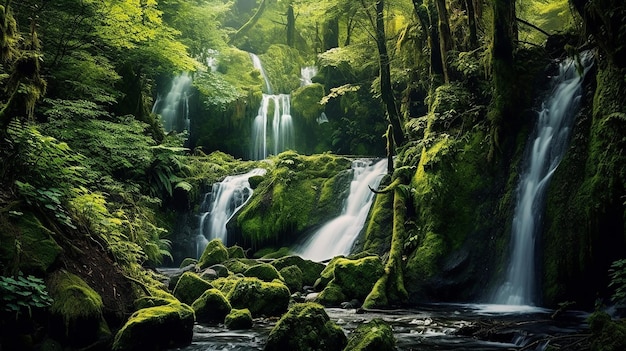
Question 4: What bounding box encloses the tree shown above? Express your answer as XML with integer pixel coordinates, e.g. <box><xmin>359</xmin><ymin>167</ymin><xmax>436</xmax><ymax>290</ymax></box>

<box><xmin>434</xmin><ymin>0</ymin><xmax>452</xmax><ymax>83</ymax></box>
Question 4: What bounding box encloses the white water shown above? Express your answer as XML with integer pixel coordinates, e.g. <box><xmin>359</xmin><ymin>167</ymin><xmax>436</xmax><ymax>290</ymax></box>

<box><xmin>300</xmin><ymin>66</ymin><xmax>317</xmax><ymax>86</ymax></box>
<box><xmin>152</xmin><ymin>72</ymin><xmax>192</xmax><ymax>132</ymax></box>
<box><xmin>195</xmin><ymin>168</ymin><xmax>267</xmax><ymax>256</ymax></box>
<box><xmin>250</xmin><ymin>53</ymin><xmax>273</xmax><ymax>94</ymax></box>
<box><xmin>295</xmin><ymin>159</ymin><xmax>388</xmax><ymax>261</ymax></box>
<box><xmin>493</xmin><ymin>53</ymin><xmax>593</xmax><ymax>305</ymax></box>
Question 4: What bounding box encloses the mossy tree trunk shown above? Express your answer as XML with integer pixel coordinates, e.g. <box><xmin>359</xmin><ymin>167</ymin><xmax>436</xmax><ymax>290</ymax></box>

<box><xmin>229</xmin><ymin>0</ymin><xmax>267</xmax><ymax>44</ymax></box>
<box><xmin>434</xmin><ymin>0</ymin><xmax>452</xmax><ymax>83</ymax></box>
<box><xmin>286</xmin><ymin>4</ymin><xmax>295</xmax><ymax>47</ymax></box>
<box><xmin>463</xmin><ymin>0</ymin><xmax>478</xmax><ymax>49</ymax></box>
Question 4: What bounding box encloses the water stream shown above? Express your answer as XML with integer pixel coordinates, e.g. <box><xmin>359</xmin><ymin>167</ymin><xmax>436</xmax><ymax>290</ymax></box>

<box><xmin>195</xmin><ymin>168</ymin><xmax>267</xmax><ymax>256</ymax></box>
<box><xmin>493</xmin><ymin>52</ymin><xmax>593</xmax><ymax>305</ymax></box>
<box><xmin>294</xmin><ymin>159</ymin><xmax>387</xmax><ymax>261</ymax></box>
<box><xmin>152</xmin><ymin>72</ymin><xmax>192</xmax><ymax>132</ymax></box>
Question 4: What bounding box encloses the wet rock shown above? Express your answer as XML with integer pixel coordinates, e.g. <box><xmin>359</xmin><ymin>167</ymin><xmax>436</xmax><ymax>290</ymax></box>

<box><xmin>279</xmin><ymin>265</ymin><xmax>303</xmax><ymax>293</ymax></box>
<box><xmin>173</xmin><ymin>272</ymin><xmax>213</xmax><ymax>305</ymax></box>
<box><xmin>197</xmin><ymin>239</ymin><xmax>229</xmax><ymax>269</ymax></box>
<box><xmin>317</xmin><ymin>256</ymin><xmax>383</xmax><ymax>306</ymax></box>
<box><xmin>271</xmin><ymin>255</ymin><xmax>325</xmax><ymax>286</ymax></box>
<box><xmin>192</xmin><ymin>288</ymin><xmax>232</xmax><ymax>323</ymax></box>
<box><xmin>227</xmin><ymin>277</ymin><xmax>290</xmax><ymax>317</ymax></box>
<box><xmin>341</xmin><ymin>299</ymin><xmax>361</xmax><ymax>309</ymax></box>
<box><xmin>227</xmin><ymin>245</ymin><xmax>247</xmax><ymax>259</ymax></box>
<box><xmin>209</xmin><ymin>264</ymin><xmax>230</xmax><ymax>278</ymax></box>
<box><xmin>243</xmin><ymin>263</ymin><xmax>283</xmax><ymax>282</ymax></box>
<box><xmin>264</xmin><ymin>302</ymin><xmax>347</xmax><ymax>351</ymax></box>
<box><xmin>224</xmin><ymin>308</ymin><xmax>253</xmax><ymax>330</ymax></box>
<box><xmin>344</xmin><ymin>318</ymin><xmax>395</xmax><ymax>351</ymax></box>
<box><xmin>179</xmin><ymin>257</ymin><xmax>197</xmax><ymax>269</ymax></box>
<box><xmin>199</xmin><ymin>268</ymin><xmax>218</xmax><ymax>280</ymax></box>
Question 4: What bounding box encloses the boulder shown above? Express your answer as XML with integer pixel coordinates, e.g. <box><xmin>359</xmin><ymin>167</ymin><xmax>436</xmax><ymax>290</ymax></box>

<box><xmin>209</xmin><ymin>264</ymin><xmax>230</xmax><ymax>278</ymax></box>
<box><xmin>264</xmin><ymin>303</ymin><xmax>347</xmax><ymax>351</ymax></box>
<box><xmin>179</xmin><ymin>257</ymin><xmax>197</xmax><ymax>269</ymax></box>
<box><xmin>173</xmin><ymin>272</ymin><xmax>213</xmax><ymax>305</ymax></box>
<box><xmin>227</xmin><ymin>277</ymin><xmax>290</xmax><ymax>317</ymax></box>
<box><xmin>271</xmin><ymin>255</ymin><xmax>325</xmax><ymax>286</ymax></box>
<box><xmin>112</xmin><ymin>302</ymin><xmax>194</xmax><ymax>351</ymax></box>
<box><xmin>197</xmin><ymin>239</ymin><xmax>229</xmax><ymax>269</ymax></box>
<box><xmin>227</xmin><ymin>245</ymin><xmax>247</xmax><ymax>259</ymax></box>
<box><xmin>317</xmin><ymin>256</ymin><xmax>383</xmax><ymax>306</ymax></box>
<box><xmin>344</xmin><ymin>318</ymin><xmax>395</xmax><ymax>351</ymax></box>
<box><xmin>279</xmin><ymin>265</ymin><xmax>303</xmax><ymax>293</ymax></box>
<box><xmin>191</xmin><ymin>288</ymin><xmax>232</xmax><ymax>323</ymax></box>
<box><xmin>224</xmin><ymin>308</ymin><xmax>253</xmax><ymax>329</ymax></box>
<box><xmin>243</xmin><ymin>263</ymin><xmax>283</xmax><ymax>282</ymax></box>
<box><xmin>223</xmin><ymin>258</ymin><xmax>253</xmax><ymax>274</ymax></box>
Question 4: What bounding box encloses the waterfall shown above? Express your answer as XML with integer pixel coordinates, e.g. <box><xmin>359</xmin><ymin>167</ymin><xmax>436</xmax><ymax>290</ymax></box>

<box><xmin>300</xmin><ymin>66</ymin><xmax>317</xmax><ymax>86</ymax></box>
<box><xmin>295</xmin><ymin>159</ymin><xmax>387</xmax><ymax>261</ymax></box>
<box><xmin>195</xmin><ymin>168</ymin><xmax>267</xmax><ymax>256</ymax></box>
<box><xmin>493</xmin><ymin>52</ymin><xmax>593</xmax><ymax>306</ymax></box>
<box><xmin>250</xmin><ymin>54</ymin><xmax>296</xmax><ymax>160</ymax></box>
<box><xmin>152</xmin><ymin>73</ymin><xmax>192</xmax><ymax>132</ymax></box>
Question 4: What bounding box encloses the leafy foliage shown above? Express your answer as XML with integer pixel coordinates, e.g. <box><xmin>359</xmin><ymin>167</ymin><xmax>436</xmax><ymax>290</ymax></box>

<box><xmin>0</xmin><ymin>273</ymin><xmax>53</xmax><ymax>317</ymax></box>
<box><xmin>609</xmin><ymin>259</ymin><xmax>626</xmax><ymax>304</ymax></box>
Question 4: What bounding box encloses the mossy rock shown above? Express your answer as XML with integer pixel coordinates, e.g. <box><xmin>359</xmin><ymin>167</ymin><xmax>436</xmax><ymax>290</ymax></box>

<box><xmin>227</xmin><ymin>245</ymin><xmax>247</xmax><ymax>259</ymax></box>
<box><xmin>211</xmin><ymin>276</ymin><xmax>242</xmax><ymax>296</ymax></box>
<box><xmin>134</xmin><ymin>296</ymin><xmax>176</xmax><ymax>310</ymax></box>
<box><xmin>243</xmin><ymin>263</ymin><xmax>283</xmax><ymax>282</ymax></box>
<box><xmin>317</xmin><ymin>256</ymin><xmax>383</xmax><ymax>306</ymax></box>
<box><xmin>254</xmin><ymin>247</ymin><xmax>292</xmax><ymax>259</ymax></box>
<box><xmin>179</xmin><ymin>257</ymin><xmax>197</xmax><ymax>268</ymax></box>
<box><xmin>264</xmin><ymin>302</ymin><xmax>347</xmax><ymax>351</ymax></box>
<box><xmin>588</xmin><ymin>311</ymin><xmax>626</xmax><ymax>351</ymax></box>
<box><xmin>316</xmin><ymin>281</ymin><xmax>346</xmax><ymax>306</ymax></box>
<box><xmin>173</xmin><ymin>272</ymin><xmax>214</xmax><ymax>305</ymax></box>
<box><xmin>112</xmin><ymin>302</ymin><xmax>195</xmax><ymax>351</ymax></box>
<box><xmin>279</xmin><ymin>265</ymin><xmax>303</xmax><ymax>293</ymax></box>
<box><xmin>223</xmin><ymin>258</ymin><xmax>254</xmax><ymax>274</ymax></box>
<box><xmin>227</xmin><ymin>277</ymin><xmax>290</xmax><ymax>317</ymax></box>
<box><xmin>191</xmin><ymin>288</ymin><xmax>232</xmax><ymax>323</ymax></box>
<box><xmin>271</xmin><ymin>255</ymin><xmax>325</xmax><ymax>286</ymax></box>
<box><xmin>198</xmin><ymin>239</ymin><xmax>229</xmax><ymax>269</ymax></box>
<box><xmin>344</xmin><ymin>318</ymin><xmax>395</xmax><ymax>351</ymax></box>
<box><xmin>224</xmin><ymin>308</ymin><xmax>253</xmax><ymax>330</ymax></box>
<box><xmin>47</xmin><ymin>270</ymin><xmax>105</xmax><ymax>347</ymax></box>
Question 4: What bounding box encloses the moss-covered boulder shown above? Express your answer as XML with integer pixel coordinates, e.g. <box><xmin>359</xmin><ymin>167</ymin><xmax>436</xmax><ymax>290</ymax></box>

<box><xmin>112</xmin><ymin>302</ymin><xmax>195</xmax><ymax>351</ymax></box>
<box><xmin>271</xmin><ymin>255</ymin><xmax>325</xmax><ymax>286</ymax></box>
<box><xmin>47</xmin><ymin>270</ymin><xmax>106</xmax><ymax>347</ymax></box>
<box><xmin>134</xmin><ymin>296</ymin><xmax>176</xmax><ymax>310</ymax></box>
<box><xmin>344</xmin><ymin>318</ymin><xmax>395</xmax><ymax>351</ymax></box>
<box><xmin>173</xmin><ymin>272</ymin><xmax>214</xmax><ymax>305</ymax></box>
<box><xmin>179</xmin><ymin>257</ymin><xmax>197</xmax><ymax>268</ymax></box>
<box><xmin>264</xmin><ymin>303</ymin><xmax>347</xmax><ymax>351</ymax></box>
<box><xmin>227</xmin><ymin>277</ymin><xmax>290</xmax><ymax>317</ymax></box>
<box><xmin>223</xmin><ymin>258</ymin><xmax>254</xmax><ymax>274</ymax></box>
<box><xmin>314</xmin><ymin>256</ymin><xmax>345</xmax><ymax>291</ymax></box>
<box><xmin>243</xmin><ymin>263</ymin><xmax>283</xmax><ymax>282</ymax></box>
<box><xmin>224</xmin><ymin>308</ymin><xmax>253</xmax><ymax>330</ymax></box>
<box><xmin>227</xmin><ymin>245</ymin><xmax>247</xmax><ymax>259</ymax></box>
<box><xmin>279</xmin><ymin>265</ymin><xmax>303</xmax><ymax>293</ymax></box>
<box><xmin>198</xmin><ymin>239</ymin><xmax>229</xmax><ymax>269</ymax></box>
<box><xmin>317</xmin><ymin>256</ymin><xmax>384</xmax><ymax>306</ymax></box>
<box><xmin>191</xmin><ymin>288</ymin><xmax>232</xmax><ymax>323</ymax></box>
<box><xmin>211</xmin><ymin>276</ymin><xmax>241</xmax><ymax>296</ymax></box>
<box><xmin>588</xmin><ymin>311</ymin><xmax>626</xmax><ymax>351</ymax></box>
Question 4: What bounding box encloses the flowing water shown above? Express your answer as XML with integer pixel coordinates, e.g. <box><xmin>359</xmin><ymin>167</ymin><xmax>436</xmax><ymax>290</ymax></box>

<box><xmin>195</xmin><ymin>168</ymin><xmax>267</xmax><ymax>255</ymax></box>
<box><xmin>300</xmin><ymin>66</ymin><xmax>317</xmax><ymax>86</ymax></box>
<box><xmin>294</xmin><ymin>159</ymin><xmax>387</xmax><ymax>261</ymax></box>
<box><xmin>152</xmin><ymin>72</ymin><xmax>192</xmax><ymax>132</ymax></box>
<box><xmin>493</xmin><ymin>52</ymin><xmax>593</xmax><ymax>305</ymax></box>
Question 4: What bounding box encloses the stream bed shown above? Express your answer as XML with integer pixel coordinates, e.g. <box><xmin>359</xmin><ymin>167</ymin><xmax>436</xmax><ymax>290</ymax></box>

<box><xmin>172</xmin><ymin>303</ymin><xmax>590</xmax><ymax>351</ymax></box>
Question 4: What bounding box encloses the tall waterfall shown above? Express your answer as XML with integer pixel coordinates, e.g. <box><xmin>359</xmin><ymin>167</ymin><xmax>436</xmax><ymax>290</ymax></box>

<box><xmin>250</xmin><ymin>54</ymin><xmax>295</xmax><ymax>160</ymax></box>
<box><xmin>152</xmin><ymin>73</ymin><xmax>192</xmax><ymax>132</ymax></box>
<box><xmin>493</xmin><ymin>52</ymin><xmax>593</xmax><ymax>305</ymax></box>
<box><xmin>295</xmin><ymin>159</ymin><xmax>387</xmax><ymax>261</ymax></box>
<box><xmin>300</xmin><ymin>66</ymin><xmax>317</xmax><ymax>86</ymax></box>
<box><xmin>195</xmin><ymin>168</ymin><xmax>267</xmax><ymax>256</ymax></box>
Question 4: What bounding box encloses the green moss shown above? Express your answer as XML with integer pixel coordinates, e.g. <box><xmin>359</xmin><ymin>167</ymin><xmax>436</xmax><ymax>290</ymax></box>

<box><xmin>314</xmin><ymin>256</ymin><xmax>345</xmax><ymax>291</ymax></box>
<box><xmin>197</xmin><ymin>239</ymin><xmax>229</xmax><ymax>269</ymax></box>
<box><xmin>179</xmin><ymin>257</ymin><xmax>197</xmax><ymax>268</ymax></box>
<box><xmin>112</xmin><ymin>302</ymin><xmax>195</xmax><ymax>351</ymax></box>
<box><xmin>344</xmin><ymin>318</ymin><xmax>395</xmax><ymax>351</ymax></box>
<box><xmin>226</xmin><ymin>277</ymin><xmax>290</xmax><ymax>317</ymax></box>
<box><xmin>227</xmin><ymin>245</ymin><xmax>246</xmax><ymax>259</ymax></box>
<box><xmin>223</xmin><ymin>258</ymin><xmax>253</xmax><ymax>274</ymax></box>
<box><xmin>191</xmin><ymin>288</ymin><xmax>232</xmax><ymax>323</ymax></box>
<box><xmin>211</xmin><ymin>276</ymin><xmax>242</xmax><ymax>296</ymax></box>
<box><xmin>316</xmin><ymin>282</ymin><xmax>346</xmax><ymax>306</ymax></box>
<box><xmin>271</xmin><ymin>255</ymin><xmax>325</xmax><ymax>287</ymax></box>
<box><xmin>279</xmin><ymin>265</ymin><xmax>303</xmax><ymax>293</ymax></box>
<box><xmin>362</xmin><ymin>191</ymin><xmax>394</xmax><ymax>254</ymax></box>
<box><xmin>243</xmin><ymin>263</ymin><xmax>283</xmax><ymax>282</ymax></box>
<box><xmin>224</xmin><ymin>308</ymin><xmax>253</xmax><ymax>330</ymax></box>
<box><xmin>253</xmin><ymin>246</ymin><xmax>292</xmax><ymax>259</ymax></box>
<box><xmin>259</xmin><ymin>44</ymin><xmax>306</xmax><ymax>93</ymax></box>
<box><xmin>317</xmin><ymin>256</ymin><xmax>383</xmax><ymax>306</ymax></box>
<box><xmin>265</xmin><ymin>303</ymin><xmax>347</xmax><ymax>351</ymax></box>
<box><xmin>292</xmin><ymin>83</ymin><xmax>325</xmax><ymax>122</ymax></box>
<box><xmin>588</xmin><ymin>311</ymin><xmax>626</xmax><ymax>351</ymax></box>
<box><xmin>173</xmin><ymin>272</ymin><xmax>214</xmax><ymax>305</ymax></box>
<box><xmin>134</xmin><ymin>296</ymin><xmax>175</xmax><ymax>310</ymax></box>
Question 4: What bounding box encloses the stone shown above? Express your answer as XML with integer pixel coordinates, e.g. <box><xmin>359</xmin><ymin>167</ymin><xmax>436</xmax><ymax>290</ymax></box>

<box><xmin>344</xmin><ymin>318</ymin><xmax>395</xmax><ymax>351</ymax></box>
<box><xmin>224</xmin><ymin>308</ymin><xmax>253</xmax><ymax>330</ymax></box>
<box><xmin>173</xmin><ymin>272</ymin><xmax>213</xmax><ymax>305</ymax></box>
<box><xmin>191</xmin><ymin>288</ymin><xmax>232</xmax><ymax>323</ymax></box>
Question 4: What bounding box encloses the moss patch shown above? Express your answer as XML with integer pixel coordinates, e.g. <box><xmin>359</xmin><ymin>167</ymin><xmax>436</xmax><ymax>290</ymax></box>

<box><xmin>173</xmin><ymin>272</ymin><xmax>213</xmax><ymax>305</ymax></box>
<box><xmin>344</xmin><ymin>318</ymin><xmax>395</xmax><ymax>351</ymax></box>
<box><xmin>226</xmin><ymin>277</ymin><xmax>290</xmax><ymax>317</ymax></box>
<box><xmin>191</xmin><ymin>288</ymin><xmax>232</xmax><ymax>323</ymax></box>
<box><xmin>271</xmin><ymin>255</ymin><xmax>324</xmax><ymax>287</ymax></box>
<box><xmin>224</xmin><ymin>308</ymin><xmax>253</xmax><ymax>330</ymax></box>
<box><xmin>198</xmin><ymin>239</ymin><xmax>229</xmax><ymax>269</ymax></box>
<box><xmin>243</xmin><ymin>263</ymin><xmax>283</xmax><ymax>282</ymax></box>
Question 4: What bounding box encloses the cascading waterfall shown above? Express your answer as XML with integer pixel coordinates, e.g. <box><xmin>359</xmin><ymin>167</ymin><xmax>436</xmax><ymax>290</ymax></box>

<box><xmin>250</xmin><ymin>54</ymin><xmax>295</xmax><ymax>160</ymax></box>
<box><xmin>300</xmin><ymin>66</ymin><xmax>317</xmax><ymax>86</ymax></box>
<box><xmin>295</xmin><ymin>159</ymin><xmax>387</xmax><ymax>261</ymax></box>
<box><xmin>493</xmin><ymin>52</ymin><xmax>593</xmax><ymax>306</ymax></box>
<box><xmin>195</xmin><ymin>168</ymin><xmax>267</xmax><ymax>256</ymax></box>
<box><xmin>152</xmin><ymin>72</ymin><xmax>192</xmax><ymax>132</ymax></box>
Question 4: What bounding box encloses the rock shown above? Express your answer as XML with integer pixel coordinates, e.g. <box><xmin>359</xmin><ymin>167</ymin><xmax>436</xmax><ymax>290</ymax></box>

<box><xmin>134</xmin><ymin>296</ymin><xmax>175</xmax><ymax>310</ymax></box>
<box><xmin>209</xmin><ymin>264</ymin><xmax>231</xmax><ymax>278</ymax></box>
<box><xmin>279</xmin><ymin>265</ymin><xmax>303</xmax><ymax>293</ymax></box>
<box><xmin>112</xmin><ymin>302</ymin><xmax>194</xmax><ymax>351</ymax></box>
<box><xmin>179</xmin><ymin>257</ymin><xmax>197</xmax><ymax>269</ymax></box>
<box><xmin>191</xmin><ymin>288</ymin><xmax>232</xmax><ymax>323</ymax></box>
<box><xmin>227</xmin><ymin>245</ymin><xmax>247</xmax><ymax>259</ymax></box>
<box><xmin>223</xmin><ymin>258</ymin><xmax>253</xmax><ymax>274</ymax></box>
<box><xmin>199</xmin><ymin>268</ymin><xmax>218</xmax><ymax>280</ymax></box>
<box><xmin>243</xmin><ymin>263</ymin><xmax>283</xmax><ymax>282</ymax></box>
<box><xmin>317</xmin><ymin>256</ymin><xmax>384</xmax><ymax>306</ymax></box>
<box><xmin>47</xmin><ymin>270</ymin><xmax>107</xmax><ymax>348</ymax></box>
<box><xmin>341</xmin><ymin>299</ymin><xmax>361</xmax><ymax>309</ymax></box>
<box><xmin>344</xmin><ymin>318</ymin><xmax>395</xmax><ymax>351</ymax></box>
<box><xmin>224</xmin><ymin>308</ymin><xmax>253</xmax><ymax>329</ymax></box>
<box><xmin>305</xmin><ymin>292</ymin><xmax>319</xmax><ymax>302</ymax></box>
<box><xmin>167</xmin><ymin>263</ymin><xmax>200</xmax><ymax>290</ymax></box>
<box><xmin>313</xmin><ymin>256</ymin><xmax>345</xmax><ymax>291</ymax></box>
<box><xmin>264</xmin><ymin>302</ymin><xmax>347</xmax><ymax>351</ymax></box>
<box><xmin>271</xmin><ymin>255</ymin><xmax>325</xmax><ymax>286</ymax></box>
<box><xmin>316</xmin><ymin>282</ymin><xmax>346</xmax><ymax>306</ymax></box>
<box><xmin>227</xmin><ymin>277</ymin><xmax>290</xmax><ymax>317</ymax></box>
<box><xmin>173</xmin><ymin>272</ymin><xmax>213</xmax><ymax>305</ymax></box>
<box><xmin>197</xmin><ymin>239</ymin><xmax>229</xmax><ymax>269</ymax></box>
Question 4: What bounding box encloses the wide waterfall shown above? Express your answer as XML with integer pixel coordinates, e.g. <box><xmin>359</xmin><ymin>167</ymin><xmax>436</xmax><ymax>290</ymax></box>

<box><xmin>195</xmin><ymin>168</ymin><xmax>267</xmax><ymax>256</ymax></box>
<box><xmin>493</xmin><ymin>52</ymin><xmax>593</xmax><ymax>305</ymax></box>
<box><xmin>152</xmin><ymin>72</ymin><xmax>192</xmax><ymax>132</ymax></box>
<box><xmin>295</xmin><ymin>159</ymin><xmax>387</xmax><ymax>261</ymax></box>
<box><xmin>250</xmin><ymin>53</ymin><xmax>295</xmax><ymax>160</ymax></box>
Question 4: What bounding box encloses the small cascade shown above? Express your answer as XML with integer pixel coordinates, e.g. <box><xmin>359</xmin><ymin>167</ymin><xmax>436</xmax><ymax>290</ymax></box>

<box><xmin>300</xmin><ymin>66</ymin><xmax>317</xmax><ymax>86</ymax></box>
<box><xmin>295</xmin><ymin>159</ymin><xmax>387</xmax><ymax>261</ymax></box>
<box><xmin>152</xmin><ymin>73</ymin><xmax>192</xmax><ymax>132</ymax></box>
<box><xmin>195</xmin><ymin>168</ymin><xmax>267</xmax><ymax>255</ymax></box>
<box><xmin>493</xmin><ymin>52</ymin><xmax>593</xmax><ymax>305</ymax></box>
<box><xmin>250</xmin><ymin>54</ymin><xmax>296</xmax><ymax>160</ymax></box>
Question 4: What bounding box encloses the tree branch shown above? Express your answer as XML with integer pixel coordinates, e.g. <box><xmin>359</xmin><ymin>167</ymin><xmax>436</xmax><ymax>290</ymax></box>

<box><xmin>516</xmin><ymin>17</ymin><xmax>550</xmax><ymax>36</ymax></box>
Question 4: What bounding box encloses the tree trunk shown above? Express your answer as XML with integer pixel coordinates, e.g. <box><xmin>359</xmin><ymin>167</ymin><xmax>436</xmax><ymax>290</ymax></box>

<box><xmin>322</xmin><ymin>16</ymin><xmax>339</xmax><ymax>51</ymax></box>
<box><xmin>375</xmin><ymin>0</ymin><xmax>405</xmax><ymax>146</ymax></box>
<box><xmin>229</xmin><ymin>0</ymin><xmax>267</xmax><ymax>44</ymax></box>
<box><xmin>286</xmin><ymin>4</ymin><xmax>295</xmax><ymax>47</ymax></box>
<box><xmin>463</xmin><ymin>0</ymin><xmax>478</xmax><ymax>49</ymax></box>
<box><xmin>434</xmin><ymin>0</ymin><xmax>452</xmax><ymax>83</ymax></box>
